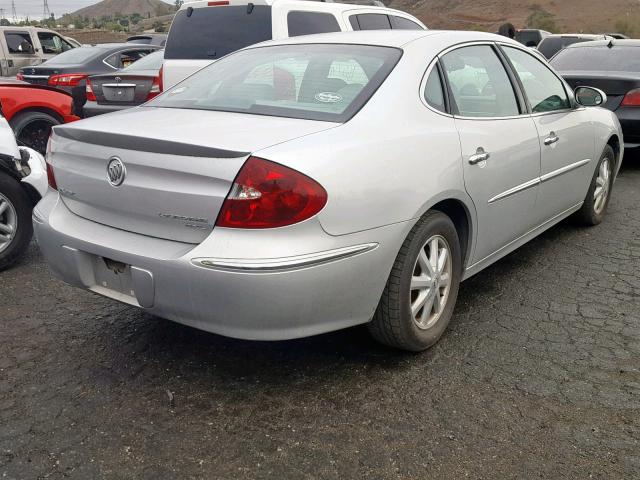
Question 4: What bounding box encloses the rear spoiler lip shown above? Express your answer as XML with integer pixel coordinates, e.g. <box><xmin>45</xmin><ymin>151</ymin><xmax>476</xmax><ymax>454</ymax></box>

<box><xmin>53</xmin><ymin>126</ymin><xmax>250</xmax><ymax>159</ymax></box>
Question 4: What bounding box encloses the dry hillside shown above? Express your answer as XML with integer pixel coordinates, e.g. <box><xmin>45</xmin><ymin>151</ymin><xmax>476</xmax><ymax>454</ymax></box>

<box><xmin>70</xmin><ymin>0</ymin><xmax>173</xmax><ymax>19</ymax></box>
<box><xmin>390</xmin><ymin>0</ymin><xmax>640</xmax><ymax>35</ymax></box>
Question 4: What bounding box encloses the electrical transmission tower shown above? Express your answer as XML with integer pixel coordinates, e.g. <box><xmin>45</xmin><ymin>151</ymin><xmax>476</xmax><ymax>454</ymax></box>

<box><xmin>11</xmin><ymin>0</ymin><xmax>17</xmax><ymax>22</ymax></box>
<box><xmin>43</xmin><ymin>0</ymin><xmax>51</xmax><ymax>20</ymax></box>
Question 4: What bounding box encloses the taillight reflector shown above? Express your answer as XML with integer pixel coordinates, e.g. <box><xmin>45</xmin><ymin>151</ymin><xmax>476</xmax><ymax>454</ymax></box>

<box><xmin>85</xmin><ymin>78</ymin><xmax>97</xmax><ymax>101</ymax></box>
<box><xmin>208</xmin><ymin>1</ymin><xmax>229</xmax><ymax>5</ymax></box>
<box><xmin>621</xmin><ymin>88</ymin><xmax>640</xmax><ymax>107</ymax></box>
<box><xmin>216</xmin><ymin>157</ymin><xmax>327</xmax><ymax>229</ymax></box>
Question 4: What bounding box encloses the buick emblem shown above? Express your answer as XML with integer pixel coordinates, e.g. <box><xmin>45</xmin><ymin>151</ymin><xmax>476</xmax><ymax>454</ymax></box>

<box><xmin>106</xmin><ymin>157</ymin><xmax>126</xmax><ymax>186</ymax></box>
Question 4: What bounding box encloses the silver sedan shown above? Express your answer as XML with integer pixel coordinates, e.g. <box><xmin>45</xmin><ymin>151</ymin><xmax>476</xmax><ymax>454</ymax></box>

<box><xmin>34</xmin><ymin>30</ymin><xmax>622</xmax><ymax>351</ymax></box>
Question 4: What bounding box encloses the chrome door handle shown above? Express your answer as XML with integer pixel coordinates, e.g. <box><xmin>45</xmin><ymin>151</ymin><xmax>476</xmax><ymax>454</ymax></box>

<box><xmin>468</xmin><ymin>147</ymin><xmax>490</xmax><ymax>165</ymax></box>
<box><xmin>544</xmin><ymin>132</ymin><xmax>559</xmax><ymax>145</ymax></box>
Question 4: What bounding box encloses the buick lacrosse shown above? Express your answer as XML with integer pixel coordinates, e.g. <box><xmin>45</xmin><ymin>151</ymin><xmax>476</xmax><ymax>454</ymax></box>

<box><xmin>34</xmin><ymin>31</ymin><xmax>622</xmax><ymax>351</ymax></box>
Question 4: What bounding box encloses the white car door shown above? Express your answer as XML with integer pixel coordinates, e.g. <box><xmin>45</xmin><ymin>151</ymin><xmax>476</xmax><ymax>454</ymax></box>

<box><xmin>501</xmin><ymin>45</ymin><xmax>595</xmax><ymax>223</ymax></box>
<box><xmin>440</xmin><ymin>44</ymin><xmax>542</xmax><ymax>265</ymax></box>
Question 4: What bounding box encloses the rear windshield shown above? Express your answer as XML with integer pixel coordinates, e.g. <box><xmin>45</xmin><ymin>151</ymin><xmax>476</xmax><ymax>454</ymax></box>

<box><xmin>123</xmin><ymin>50</ymin><xmax>164</xmax><ymax>71</ymax></box>
<box><xmin>538</xmin><ymin>37</ymin><xmax>595</xmax><ymax>59</ymax></box>
<box><xmin>164</xmin><ymin>6</ymin><xmax>272</xmax><ymax>60</ymax></box>
<box><xmin>44</xmin><ymin>46</ymin><xmax>101</xmax><ymax>64</ymax></box>
<box><xmin>551</xmin><ymin>45</ymin><xmax>640</xmax><ymax>72</ymax></box>
<box><xmin>149</xmin><ymin>44</ymin><xmax>402</xmax><ymax>123</ymax></box>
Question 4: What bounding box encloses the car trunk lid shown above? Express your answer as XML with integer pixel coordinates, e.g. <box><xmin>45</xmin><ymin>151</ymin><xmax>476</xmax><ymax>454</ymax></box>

<box><xmin>50</xmin><ymin>107</ymin><xmax>338</xmax><ymax>243</ymax></box>
<box><xmin>90</xmin><ymin>72</ymin><xmax>157</xmax><ymax>106</ymax></box>
<box><xmin>560</xmin><ymin>70</ymin><xmax>640</xmax><ymax>110</ymax></box>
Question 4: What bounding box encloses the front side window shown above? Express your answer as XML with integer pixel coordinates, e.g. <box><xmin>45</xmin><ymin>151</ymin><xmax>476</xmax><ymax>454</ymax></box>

<box><xmin>441</xmin><ymin>45</ymin><xmax>519</xmax><ymax>117</ymax></box>
<box><xmin>503</xmin><ymin>46</ymin><xmax>570</xmax><ymax>113</ymax></box>
<box><xmin>389</xmin><ymin>16</ymin><xmax>422</xmax><ymax>30</ymax></box>
<box><xmin>149</xmin><ymin>44</ymin><xmax>402</xmax><ymax>123</ymax></box>
<box><xmin>5</xmin><ymin>32</ymin><xmax>35</xmax><ymax>55</ymax></box>
<box><xmin>38</xmin><ymin>32</ymin><xmax>73</xmax><ymax>54</ymax></box>
<box><xmin>287</xmin><ymin>11</ymin><xmax>340</xmax><ymax>37</ymax></box>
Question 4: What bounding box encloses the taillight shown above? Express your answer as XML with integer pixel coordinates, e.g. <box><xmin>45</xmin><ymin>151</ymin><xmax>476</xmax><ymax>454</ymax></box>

<box><xmin>621</xmin><ymin>88</ymin><xmax>640</xmax><ymax>106</ymax></box>
<box><xmin>48</xmin><ymin>73</ymin><xmax>88</xmax><ymax>87</ymax></box>
<box><xmin>45</xmin><ymin>135</ymin><xmax>57</xmax><ymax>191</ymax></box>
<box><xmin>85</xmin><ymin>78</ymin><xmax>97</xmax><ymax>101</ymax></box>
<box><xmin>216</xmin><ymin>157</ymin><xmax>327</xmax><ymax>229</ymax></box>
<box><xmin>158</xmin><ymin>65</ymin><xmax>164</xmax><ymax>92</ymax></box>
<box><xmin>147</xmin><ymin>75</ymin><xmax>161</xmax><ymax>100</ymax></box>
<box><xmin>16</xmin><ymin>72</ymin><xmax>24</xmax><ymax>81</ymax></box>
<box><xmin>208</xmin><ymin>1</ymin><xmax>229</xmax><ymax>5</ymax></box>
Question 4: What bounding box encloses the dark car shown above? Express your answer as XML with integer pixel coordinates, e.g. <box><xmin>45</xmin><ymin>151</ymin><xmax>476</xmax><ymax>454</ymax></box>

<box><xmin>515</xmin><ymin>28</ymin><xmax>550</xmax><ymax>47</ymax></box>
<box><xmin>537</xmin><ymin>34</ymin><xmax>609</xmax><ymax>59</ymax></box>
<box><xmin>17</xmin><ymin>44</ymin><xmax>162</xmax><ymax>108</ymax></box>
<box><xmin>84</xmin><ymin>50</ymin><xmax>164</xmax><ymax>117</ymax></box>
<box><xmin>126</xmin><ymin>34</ymin><xmax>168</xmax><ymax>46</ymax></box>
<box><xmin>551</xmin><ymin>39</ymin><xmax>640</xmax><ymax>148</ymax></box>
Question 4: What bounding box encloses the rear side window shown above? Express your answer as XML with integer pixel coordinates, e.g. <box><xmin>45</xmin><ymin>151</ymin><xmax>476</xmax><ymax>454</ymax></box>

<box><xmin>424</xmin><ymin>66</ymin><xmax>445</xmax><ymax>112</ymax></box>
<box><xmin>4</xmin><ymin>32</ymin><xmax>35</xmax><ymax>55</ymax></box>
<box><xmin>150</xmin><ymin>43</ymin><xmax>402</xmax><ymax>123</ymax></box>
<box><xmin>165</xmin><ymin>6</ymin><xmax>272</xmax><ymax>60</ymax></box>
<box><xmin>389</xmin><ymin>16</ymin><xmax>422</xmax><ymax>30</ymax></box>
<box><xmin>350</xmin><ymin>14</ymin><xmax>392</xmax><ymax>30</ymax></box>
<box><xmin>287</xmin><ymin>11</ymin><xmax>340</xmax><ymax>37</ymax></box>
<box><xmin>441</xmin><ymin>45</ymin><xmax>519</xmax><ymax>117</ymax></box>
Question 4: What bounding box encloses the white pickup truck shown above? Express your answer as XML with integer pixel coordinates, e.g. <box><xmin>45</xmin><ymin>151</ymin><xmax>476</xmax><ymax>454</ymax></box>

<box><xmin>0</xmin><ymin>26</ymin><xmax>78</xmax><ymax>77</ymax></box>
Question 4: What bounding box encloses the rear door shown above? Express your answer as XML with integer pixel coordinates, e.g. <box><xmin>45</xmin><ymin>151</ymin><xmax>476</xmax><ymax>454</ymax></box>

<box><xmin>3</xmin><ymin>30</ymin><xmax>40</xmax><ymax>76</ymax></box>
<box><xmin>440</xmin><ymin>44</ymin><xmax>541</xmax><ymax>264</ymax></box>
<box><xmin>501</xmin><ymin>45</ymin><xmax>594</xmax><ymax>222</ymax></box>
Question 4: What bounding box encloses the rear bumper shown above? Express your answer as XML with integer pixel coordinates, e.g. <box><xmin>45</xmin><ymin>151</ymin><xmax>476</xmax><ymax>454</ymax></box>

<box><xmin>83</xmin><ymin>101</ymin><xmax>134</xmax><ymax>118</ymax></box>
<box><xmin>33</xmin><ymin>192</ymin><xmax>409</xmax><ymax>340</ymax></box>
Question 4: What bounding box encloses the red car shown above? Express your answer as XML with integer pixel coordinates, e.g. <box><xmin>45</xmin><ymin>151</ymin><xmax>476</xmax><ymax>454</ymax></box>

<box><xmin>0</xmin><ymin>80</ymin><xmax>80</xmax><ymax>154</ymax></box>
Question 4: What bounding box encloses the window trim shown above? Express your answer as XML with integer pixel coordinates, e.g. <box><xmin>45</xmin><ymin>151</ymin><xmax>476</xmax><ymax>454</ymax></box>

<box><xmin>437</xmin><ymin>42</ymin><xmax>525</xmax><ymax>120</ymax></box>
<box><xmin>497</xmin><ymin>42</ymin><xmax>576</xmax><ymax>117</ymax></box>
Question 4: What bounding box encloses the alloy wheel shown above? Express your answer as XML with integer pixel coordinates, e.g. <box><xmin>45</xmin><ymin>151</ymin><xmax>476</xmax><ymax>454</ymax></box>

<box><xmin>410</xmin><ymin>235</ymin><xmax>452</xmax><ymax>330</ymax></box>
<box><xmin>0</xmin><ymin>192</ymin><xmax>17</xmax><ymax>254</ymax></box>
<box><xmin>594</xmin><ymin>158</ymin><xmax>611</xmax><ymax>215</ymax></box>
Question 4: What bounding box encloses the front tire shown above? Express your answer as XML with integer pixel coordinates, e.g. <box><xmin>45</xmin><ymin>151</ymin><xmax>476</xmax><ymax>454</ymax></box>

<box><xmin>0</xmin><ymin>174</ymin><xmax>33</xmax><ymax>271</ymax></box>
<box><xmin>369</xmin><ymin>211</ymin><xmax>462</xmax><ymax>351</ymax></box>
<box><xmin>574</xmin><ymin>145</ymin><xmax>615</xmax><ymax>226</ymax></box>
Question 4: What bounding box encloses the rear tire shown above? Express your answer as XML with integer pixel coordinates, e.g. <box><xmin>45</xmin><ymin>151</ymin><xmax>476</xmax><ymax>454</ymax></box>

<box><xmin>369</xmin><ymin>211</ymin><xmax>462</xmax><ymax>351</ymax></box>
<box><xmin>574</xmin><ymin>145</ymin><xmax>615</xmax><ymax>226</ymax></box>
<box><xmin>0</xmin><ymin>174</ymin><xmax>33</xmax><ymax>271</ymax></box>
<box><xmin>9</xmin><ymin>110</ymin><xmax>60</xmax><ymax>155</ymax></box>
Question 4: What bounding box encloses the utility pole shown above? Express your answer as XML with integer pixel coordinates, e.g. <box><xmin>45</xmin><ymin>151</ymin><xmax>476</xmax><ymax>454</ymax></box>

<box><xmin>43</xmin><ymin>0</ymin><xmax>51</xmax><ymax>20</ymax></box>
<box><xmin>11</xmin><ymin>0</ymin><xmax>17</xmax><ymax>23</ymax></box>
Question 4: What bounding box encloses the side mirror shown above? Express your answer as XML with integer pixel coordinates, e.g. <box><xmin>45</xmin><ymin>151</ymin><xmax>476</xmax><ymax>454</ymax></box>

<box><xmin>575</xmin><ymin>86</ymin><xmax>607</xmax><ymax>107</ymax></box>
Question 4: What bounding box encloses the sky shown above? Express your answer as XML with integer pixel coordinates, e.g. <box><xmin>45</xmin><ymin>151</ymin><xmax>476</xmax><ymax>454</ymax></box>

<box><xmin>0</xmin><ymin>0</ymin><xmax>172</xmax><ymax>20</ymax></box>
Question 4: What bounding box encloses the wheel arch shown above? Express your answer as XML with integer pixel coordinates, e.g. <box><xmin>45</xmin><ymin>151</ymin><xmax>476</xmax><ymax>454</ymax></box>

<box><xmin>9</xmin><ymin>107</ymin><xmax>64</xmax><ymax>128</ymax></box>
<box><xmin>606</xmin><ymin>134</ymin><xmax>621</xmax><ymax>171</ymax></box>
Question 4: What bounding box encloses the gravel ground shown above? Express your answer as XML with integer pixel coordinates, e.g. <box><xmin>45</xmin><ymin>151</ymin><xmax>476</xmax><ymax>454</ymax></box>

<box><xmin>1</xmin><ymin>161</ymin><xmax>639</xmax><ymax>480</ymax></box>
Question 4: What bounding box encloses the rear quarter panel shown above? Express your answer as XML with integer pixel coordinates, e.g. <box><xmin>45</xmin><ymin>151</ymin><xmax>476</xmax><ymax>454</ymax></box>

<box><xmin>255</xmin><ymin>43</ymin><xmax>475</xmax><ymax>238</ymax></box>
<box><xmin>0</xmin><ymin>86</ymin><xmax>74</xmax><ymax>122</ymax></box>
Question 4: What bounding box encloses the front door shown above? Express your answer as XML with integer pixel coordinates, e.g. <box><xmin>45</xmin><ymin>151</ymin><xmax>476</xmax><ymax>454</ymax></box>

<box><xmin>501</xmin><ymin>46</ymin><xmax>595</xmax><ymax>222</ymax></box>
<box><xmin>441</xmin><ymin>44</ymin><xmax>541</xmax><ymax>265</ymax></box>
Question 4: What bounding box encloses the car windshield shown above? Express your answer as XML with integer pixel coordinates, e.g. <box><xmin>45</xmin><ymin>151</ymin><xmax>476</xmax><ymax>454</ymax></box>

<box><xmin>551</xmin><ymin>45</ymin><xmax>640</xmax><ymax>71</ymax></box>
<box><xmin>123</xmin><ymin>50</ymin><xmax>164</xmax><ymax>71</ymax></box>
<box><xmin>149</xmin><ymin>44</ymin><xmax>402</xmax><ymax>123</ymax></box>
<box><xmin>164</xmin><ymin>6</ymin><xmax>273</xmax><ymax>60</ymax></box>
<box><xmin>43</xmin><ymin>46</ymin><xmax>101</xmax><ymax>64</ymax></box>
<box><xmin>538</xmin><ymin>37</ymin><xmax>596</xmax><ymax>59</ymax></box>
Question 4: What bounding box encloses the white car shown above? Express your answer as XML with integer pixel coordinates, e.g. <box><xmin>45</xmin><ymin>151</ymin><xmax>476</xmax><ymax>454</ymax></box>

<box><xmin>0</xmin><ymin>115</ymin><xmax>47</xmax><ymax>269</ymax></box>
<box><xmin>36</xmin><ymin>31</ymin><xmax>621</xmax><ymax>351</ymax></box>
<box><xmin>162</xmin><ymin>0</ymin><xmax>427</xmax><ymax>89</ymax></box>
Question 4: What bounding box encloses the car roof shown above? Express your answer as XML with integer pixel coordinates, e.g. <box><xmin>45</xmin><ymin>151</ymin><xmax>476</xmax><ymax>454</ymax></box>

<box><xmin>255</xmin><ymin>29</ymin><xmax>516</xmax><ymax>49</ymax></box>
<box><xmin>564</xmin><ymin>38</ymin><xmax>640</xmax><ymax>48</ymax></box>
